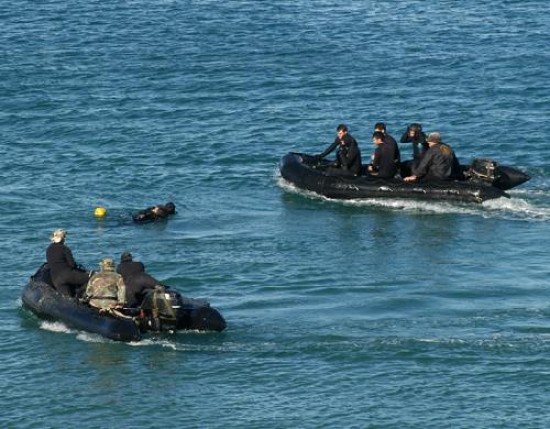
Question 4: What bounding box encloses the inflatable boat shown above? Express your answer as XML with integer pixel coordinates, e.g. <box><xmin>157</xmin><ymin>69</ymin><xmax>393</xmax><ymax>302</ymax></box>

<box><xmin>21</xmin><ymin>264</ymin><xmax>226</xmax><ymax>342</ymax></box>
<box><xmin>279</xmin><ymin>152</ymin><xmax>530</xmax><ymax>204</ymax></box>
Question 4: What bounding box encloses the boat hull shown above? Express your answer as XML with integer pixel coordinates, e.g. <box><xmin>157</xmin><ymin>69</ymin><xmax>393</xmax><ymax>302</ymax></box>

<box><xmin>280</xmin><ymin>153</ymin><xmax>527</xmax><ymax>204</ymax></box>
<box><xmin>22</xmin><ymin>264</ymin><xmax>226</xmax><ymax>342</ymax></box>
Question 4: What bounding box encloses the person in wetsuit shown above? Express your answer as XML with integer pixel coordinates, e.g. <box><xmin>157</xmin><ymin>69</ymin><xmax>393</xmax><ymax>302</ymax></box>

<box><xmin>132</xmin><ymin>202</ymin><xmax>176</xmax><ymax>223</ymax></box>
<box><xmin>367</xmin><ymin>131</ymin><xmax>401</xmax><ymax>178</ymax></box>
<box><xmin>45</xmin><ymin>229</ymin><xmax>91</xmax><ymax>298</ymax></box>
<box><xmin>316</xmin><ymin>124</ymin><xmax>362</xmax><ymax>176</ymax></box>
<box><xmin>400</xmin><ymin>123</ymin><xmax>428</xmax><ymax>160</ymax></box>
<box><xmin>116</xmin><ymin>252</ymin><xmax>161</xmax><ymax>307</ymax></box>
<box><xmin>403</xmin><ymin>132</ymin><xmax>461</xmax><ymax>182</ymax></box>
<box><xmin>399</xmin><ymin>123</ymin><xmax>428</xmax><ymax>177</ymax></box>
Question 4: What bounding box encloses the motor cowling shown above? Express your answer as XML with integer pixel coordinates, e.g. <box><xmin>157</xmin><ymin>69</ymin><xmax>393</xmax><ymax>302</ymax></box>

<box><xmin>139</xmin><ymin>286</ymin><xmax>183</xmax><ymax>332</ymax></box>
<box><xmin>465</xmin><ymin>158</ymin><xmax>501</xmax><ymax>185</ymax></box>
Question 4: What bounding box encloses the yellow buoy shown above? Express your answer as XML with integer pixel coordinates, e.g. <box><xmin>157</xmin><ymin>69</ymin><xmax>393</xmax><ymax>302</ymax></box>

<box><xmin>94</xmin><ymin>207</ymin><xmax>107</xmax><ymax>218</ymax></box>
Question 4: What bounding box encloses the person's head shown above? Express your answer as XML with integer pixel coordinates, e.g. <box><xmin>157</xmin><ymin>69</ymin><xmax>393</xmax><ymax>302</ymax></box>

<box><xmin>50</xmin><ymin>229</ymin><xmax>67</xmax><ymax>244</ymax></box>
<box><xmin>427</xmin><ymin>132</ymin><xmax>442</xmax><ymax>145</ymax></box>
<box><xmin>164</xmin><ymin>202</ymin><xmax>176</xmax><ymax>214</ymax></box>
<box><xmin>372</xmin><ymin>131</ymin><xmax>385</xmax><ymax>145</ymax></box>
<box><xmin>336</xmin><ymin>124</ymin><xmax>349</xmax><ymax>141</ymax></box>
<box><xmin>99</xmin><ymin>258</ymin><xmax>115</xmax><ymax>272</ymax></box>
<box><xmin>374</xmin><ymin>122</ymin><xmax>386</xmax><ymax>133</ymax></box>
<box><xmin>408</xmin><ymin>123</ymin><xmax>422</xmax><ymax>137</ymax></box>
<box><xmin>120</xmin><ymin>252</ymin><xmax>133</xmax><ymax>263</ymax></box>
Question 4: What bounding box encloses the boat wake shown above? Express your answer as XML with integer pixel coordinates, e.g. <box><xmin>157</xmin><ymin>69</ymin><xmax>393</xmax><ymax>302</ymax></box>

<box><xmin>277</xmin><ymin>176</ymin><xmax>550</xmax><ymax>221</ymax></box>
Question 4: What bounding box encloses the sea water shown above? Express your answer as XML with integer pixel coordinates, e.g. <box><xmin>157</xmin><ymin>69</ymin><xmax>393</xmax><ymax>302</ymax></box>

<box><xmin>1</xmin><ymin>1</ymin><xmax>550</xmax><ymax>428</ymax></box>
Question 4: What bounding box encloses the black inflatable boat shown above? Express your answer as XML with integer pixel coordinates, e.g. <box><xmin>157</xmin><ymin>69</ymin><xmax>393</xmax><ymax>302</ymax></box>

<box><xmin>280</xmin><ymin>152</ymin><xmax>530</xmax><ymax>204</ymax></box>
<box><xmin>22</xmin><ymin>264</ymin><xmax>226</xmax><ymax>342</ymax></box>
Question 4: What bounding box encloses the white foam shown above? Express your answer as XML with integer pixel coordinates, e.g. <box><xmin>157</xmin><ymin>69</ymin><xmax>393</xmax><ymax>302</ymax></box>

<box><xmin>277</xmin><ymin>177</ymin><xmax>550</xmax><ymax>221</ymax></box>
<box><xmin>40</xmin><ymin>320</ymin><xmax>73</xmax><ymax>334</ymax></box>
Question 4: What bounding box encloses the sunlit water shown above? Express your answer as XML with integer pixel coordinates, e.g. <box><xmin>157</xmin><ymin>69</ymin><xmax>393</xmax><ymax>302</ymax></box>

<box><xmin>2</xmin><ymin>1</ymin><xmax>550</xmax><ymax>428</ymax></box>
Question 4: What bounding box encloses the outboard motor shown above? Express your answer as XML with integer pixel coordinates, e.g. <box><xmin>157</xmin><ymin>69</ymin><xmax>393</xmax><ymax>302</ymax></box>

<box><xmin>139</xmin><ymin>286</ymin><xmax>183</xmax><ymax>332</ymax></box>
<box><xmin>465</xmin><ymin>158</ymin><xmax>501</xmax><ymax>185</ymax></box>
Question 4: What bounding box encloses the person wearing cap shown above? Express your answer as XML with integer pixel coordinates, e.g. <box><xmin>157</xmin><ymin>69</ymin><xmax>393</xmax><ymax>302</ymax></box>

<box><xmin>117</xmin><ymin>252</ymin><xmax>161</xmax><ymax>307</ymax></box>
<box><xmin>316</xmin><ymin>124</ymin><xmax>362</xmax><ymax>176</ymax></box>
<box><xmin>85</xmin><ymin>258</ymin><xmax>126</xmax><ymax>310</ymax></box>
<box><xmin>132</xmin><ymin>201</ymin><xmax>176</xmax><ymax>223</ymax></box>
<box><xmin>367</xmin><ymin>131</ymin><xmax>400</xmax><ymax>178</ymax></box>
<box><xmin>46</xmin><ymin>229</ymin><xmax>91</xmax><ymax>298</ymax></box>
<box><xmin>403</xmin><ymin>132</ymin><xmax>461</xmax><ymax>182</ymax></box>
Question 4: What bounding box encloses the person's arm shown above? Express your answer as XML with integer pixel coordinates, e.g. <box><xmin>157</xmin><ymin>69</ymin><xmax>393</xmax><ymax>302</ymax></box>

<box><xmin>64</xmin><ymin>246</ymin><xmax>77</xmax><ymax>269</ymax></box>
<box><xmin>117</xmin><ymin>277</ymin><xmax>127</xmax><ymax>305</ymax></box>
<box><xmin>412</xmin><ymin>149</ymin><xmax>434</xmax><ymax>178</ymax></box>
<box><xmin>318</xmin><ymin>138</ymin><xmax>339</xmax><ymax>159</ymax></box>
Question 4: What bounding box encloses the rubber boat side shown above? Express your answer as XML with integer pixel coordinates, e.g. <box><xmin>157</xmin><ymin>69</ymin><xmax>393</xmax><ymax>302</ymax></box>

<box><xmin>22</xmin><ymin>264</ymin><xmax>226</xmax><ymax>342</ymax></box>
<box><xmin>22</xmin><ymin>273</ymin><xmax>142</xmax><ymax>342</ymax></box>
<box><xmin>280</xmin><ymin>152</ymin><xmax>530</xmax><ymax>204</ymax></box>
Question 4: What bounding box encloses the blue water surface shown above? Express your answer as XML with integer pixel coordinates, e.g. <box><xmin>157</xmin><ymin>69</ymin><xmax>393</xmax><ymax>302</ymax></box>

<box><xmin>2</xmin><ymin>1</ymin><xmax>550</xmax><ymax>428</ymax></box>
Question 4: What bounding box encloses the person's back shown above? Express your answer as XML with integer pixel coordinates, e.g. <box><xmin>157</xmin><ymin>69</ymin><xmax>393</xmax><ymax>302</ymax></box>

<box><xmin>86</xmin><ymin>258</ymin><xmax>126</xmax><ymax>310</ymax></box>
<box><xmin>411</xmin><ymin>133</ymin><xmax>460</xmax><ymax>181</ymax></box>
<box><xmin>117</xmin><ymin>252</ymin><xmax>145</xmax><ymax>279</ymax></box>
<box><xmin>46</xmin><ymin>229</ymin><xmax>90</xmax><ymax>297</ymax></box>
<box><xmin>116</xmin><ymin>252</ymin><xmax>160</xmax><ymax>307</ymax></box>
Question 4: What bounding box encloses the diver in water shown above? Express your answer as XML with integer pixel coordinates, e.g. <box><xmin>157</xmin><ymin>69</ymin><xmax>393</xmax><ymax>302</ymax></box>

<box><xmin>46</xmin><ymin>229</ymin><xmax>91</xmax><ymax>298</ymax></box>
<box><xmin>117</xmin><ymin>252</ymin><xmax>161</xmax><ymax>307</ymax></box>
<box><xmin>132</xmin><ymin>201</ymin><xmax>176</xmax><ymax>223</ymax></box>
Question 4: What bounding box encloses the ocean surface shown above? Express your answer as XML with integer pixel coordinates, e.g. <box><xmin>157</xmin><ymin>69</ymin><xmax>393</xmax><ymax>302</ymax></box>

<box><xmin>2</xmin><ymin>0</ymin><xmax>550</xmax><ymax>427</ymax></box>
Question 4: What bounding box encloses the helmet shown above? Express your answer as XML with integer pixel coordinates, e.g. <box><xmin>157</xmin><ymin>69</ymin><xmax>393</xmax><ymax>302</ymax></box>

<box><xmin>99</xmin><ymin>258</ymin><xmax>115</xmax><ymax>272</ymax></box>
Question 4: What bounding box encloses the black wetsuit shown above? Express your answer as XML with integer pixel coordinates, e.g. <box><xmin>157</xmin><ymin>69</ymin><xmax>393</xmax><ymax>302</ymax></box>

<box><xmin>46</xmin><ymin>242</ymin><xmax>89</xmax><ymax>297</ymax></box>
<box><xmin>117</xmin><ymin>261</ymin><xmax>159</xmax><ymax>307</ymax></box>
<box><xmin>371</xmin><ymin>138</ymin><xmax>401</xmax><ymax>178</ymax></box>
<box><xmin>400</xmin><ymin>130</ymin><xmax>428</xmax><ymax>160</ymax></box>
<box><xmin>132</xmin><ymin>204</ymin><xmax>175</xmax><ymax>223</ymax></box>
<box><xmin>412</xmin><ymin>143</ymin><xmax>461</xmax><ymax>181</ymax></box>
<box><xmin>319</xmin><ymin>134</ymin><xmax>362</xmax><ymax>176</ymax></box>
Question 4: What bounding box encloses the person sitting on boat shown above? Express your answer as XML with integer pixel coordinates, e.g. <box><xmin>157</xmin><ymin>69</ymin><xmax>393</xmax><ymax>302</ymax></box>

<box><xmin>400</xmin><ymin>123</ymin><xmax>428</xmax><ymax>161</ymax></box>
<box><xmin>403</xmin><ymin>132</ymin><xmax>461</xmax><ymax>182</ymax></box>
<box><xmin>367</xmin><ymin>131</ymin><xmax>401</xmax><ymax>178</ymax></box>
<box><xmin>316</xmin><ymin>124</ymin><xmax>362</xmax><ymax>176</ymax></box>
<box><xmin>85</xmin><ymin>258</ymin><xmax>127</xmax><ymax>311</ymax></box>
<box><xmin>132</xmin><ymin>201</ymin><xmax>176</xmax><ymax>223</ymax></box>
<box><xmin>374</xmin><ymin>122</ymin><xmax>399</xmax><ymax>149</ymax></box>
<box><xmin>46</xmin><ymin>229</ymin><xmax>91</xmax><ymax>298</ymax></box>
<box><xmin>117</xmin><ymin>252</ymin><xmax>161</xmax><ymax>307</ymax></box>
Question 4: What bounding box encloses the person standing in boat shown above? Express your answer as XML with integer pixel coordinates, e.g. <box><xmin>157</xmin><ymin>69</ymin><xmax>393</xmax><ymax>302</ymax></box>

<box><xmin>367</xmin><ymin>131</ymin><xmax>401</xmax><ymax>178</ymax></box>
<box><xmin>399</xmin><ymin>123</ymin><xmax>428</xmax><ymax>177</ymax></box>
<box><xmin>85</xmin><ymin>258</ymin><xmax>127</xmax><ymax>310</ymax></box>
<box><xmin>400</xmin><ymin>123</ymin><xmax>428</xmax><ymax>161</ymax></box>
<box><xmin>316</xmin><ymin>124</ymin><xmax>362</xmax><ymax>176</ymax></box>
<box><xmin>117</xmin><ymin>252</ymin><xmax>161</xmax><ymax>307</ymax></box>
<box><xmin>46</xmin><ymin>229</ymin><xmax>91</xmax><ymax>298</ymax></box>
<box><xmin>403</xmin><ymin>132</ymin><xmax>461</xmax><ymax>182</ymax></box>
